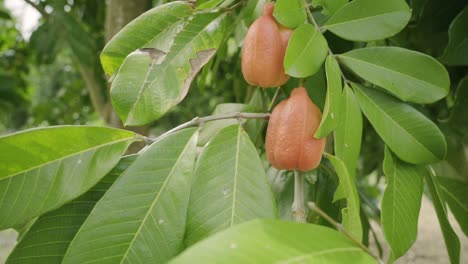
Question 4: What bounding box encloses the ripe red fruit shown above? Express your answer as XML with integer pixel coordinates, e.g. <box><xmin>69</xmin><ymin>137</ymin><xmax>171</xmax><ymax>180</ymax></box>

<box><xmin>266</xmin><ymin>87</ymin><xmax>326</xmax><ymax>171</ymax></box>
<box><xmin>242</xmin><ymin>3</ymin><xmax>289</xmax><ymax>88</ymax></box>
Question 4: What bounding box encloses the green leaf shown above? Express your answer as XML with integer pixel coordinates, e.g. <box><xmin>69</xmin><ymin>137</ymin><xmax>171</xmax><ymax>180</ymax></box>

<box><xmin>29</xmin><ymin>19</ymin><xmax>60</xmax><ymax>64</ymax></box>
<box><xmin>305</xmin><ymin>64</ymin><xmax>327</xmax><ymax>111</ymax></box>
<box><xmin>315</xmin><ymin>55</ymin><xmax>342</xmax><ymax>138</ymax></box>
<box><xmin>273</xmin><ymin>0</ymin><xmax>306</xmax><ymax>28</ymax></box>
<box><xmin>198</xmin><ymin>103</ymin><xmax>258</xmax><ymax>146</ymax></box>
<box><xmin>172</xmin><ymin>219</ymin><xmax>376</xmax><ymax>263</ymax></box>
<box><xmin>197</xmin><ymin>0</ymin><xmax>224</xmax><ymax>10</ymax></box>
<box><xmin>339</xmin><ymin>47</ymin><xmax>450</xmax><ymax>104</ymax></box>
<box><xmin>450</xmin><ymin>76</ymin><xmax>468</xmax><ymax>135</ymax></box>
<box><xmin>324</xmin><ymin>154</ymin><xmax>362</xmax><ymax>241</ymax></box>
<box><xmin>184</xmin><ymin>125</ymin><xmax>276</xmax><ymax>246</ymax></box>
<box><xmin>381</xmin><ymin>147</ymin><xmax>425</xmax><ymax>262</ymax></box>
<box><xmin>62</xmin><ymin>128</ymin><xmax>198</xmax><ymax>264</ymax></box>
<box><xmin>111</xmin><ymin>12</ymin><xmax>227</xmax><ymax>126</ymax></box>
<box><xmin>241</xmin><ymin>0</ymin><xmax>266</xmax><ymax>24</ymax></box>
<box><xmin>436</xmin><ymin>177</ymin><xmax>468</xmax><ymax>236</ymax></box>
<box><xmin>57</xmin><ymin>11</ymin><xmax>97</xmax><ymax>67</ymax></box>
<box><xmin>333</xmin><ymin>85</ymin><xmax>362</xmax><ymax>201</ymax></box>
<box><xmin>6</xmin><ymin>155</ymin><xmax>137</xmax><ymax>264</ymax></box>
<box><xmin>440</xmin><ymin>6</ymin><xmax>468</xmax><ymax>66</ymax></box>
<box><xmin>312</xmin><ymin>0</ymin><xmax>348</xmax><ymax>16</ymax></box>
<box><xmin>0</xmin><ymin>126</ymin><xmax>136</xmax><ymax>230</ymax></box>
<box><xmin>284</xmin><ymin>23</ymin><xmax>328</xmax><ymax>78</ymax></box>
<box><xmin>324</xmin><ymin>0</ymin><xmax>411</xmax><ymax>41</ymax></box>
<box><xmin>353</xmin><ymin>84</ymin><xmax>447</xmax><ymax>164</ymax></box>
<box><xmin>425</xmin><ymin>169</ymin><xmax>460</xmax><ymax>264</ymax></box>
<box><xmin>100</xmin><ymin>2</ymin><xmax>193</xmax><ymax>76</ymax></box>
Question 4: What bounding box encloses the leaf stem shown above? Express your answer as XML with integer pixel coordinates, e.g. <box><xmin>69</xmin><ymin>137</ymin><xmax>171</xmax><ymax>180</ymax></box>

<box><xmin>268</xmin><ymin>87</ymin><xmax>282</xmax><ymax>112</ymax></box>
<box><xmin>143</xmin><ymin>112</ymin><xmax>270</xmax><ymax>145</ymax></box>
<box><xmin>292</xmin><ymin>170</ymin><xmax>307</xmax><ymax>223</ymax></box>
<box><xmin>307</xmin><ymin>202</ymin><xmax>383</xmax><ymax>263</ymax></box>
<box><xmin>303</xmin><ymin>0</ymin><xmax>322</xmax><ymax>32</ymax></box>
<box><xmin>303</xmin><ymin>0</ymin><xmax>350</xmax><ymax>84</ymax></box>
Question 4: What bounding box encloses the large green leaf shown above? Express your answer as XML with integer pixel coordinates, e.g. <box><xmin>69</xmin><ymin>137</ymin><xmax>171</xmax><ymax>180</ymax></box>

<box><xmin>6</xmin><ymin>155</ymin><xmax>137</xmax><ymax>264</ymax></box>
<box><xmin>450</xmin><ymin>76</ymin><xmax>468</xmax><ymax>135</ymax></box>
<box><xmin>100</xmin><ymin>2</ymin><xmax>193</xmax><ymax>76</ymax></box>
<box><xmin>273</xmin><ymin>0</ymin><xmax>306</xmax><ymax>28</ymax></box>
<box><xmin>339</xmin><ymin>47</ymin><xmax>450</xmax><ymax>104</ymax></box>
<box><xmin>353</xmin><ymin>84</ymin><xmax>447</xmax><ymax>164</ymax></box>
<box><xmin>315</xmin><ymin>55</ymin><xmax>342</xmax><ymax>138</ymax></box>
<box><xmin>425</xmin><ymin>170</ymin><xmax>460</xmax><ymax>264</ymax></box>
<box><xmin>0</xmin><ymin>126</ymin><xmax>136</xmax><ymax>230</ymax></box>
<box><xmin>284</xmin><ymin>23</ymin><xmax>328</xmax><ymax>78</ymax></box>
<box><xmin>324</xmin><ymin>0</ymin><xmax>411</xmax><ymax>41</ymax></box>
<box><xmin>184</xmin><ymin>125</ymin><xmax>276</xmax><ymax>246</ymax></box>
<box><xmin>325</xmin><ymin>154</ymin><xmax>362</xmax><ymax>241</ymax></box>
<box><xmin>381</xmin><ymin>147</ymin><xmax>425</xmax><ymax>263</ymax></box>
<box><xmin>436</xmin><ymin>177</ymin><xmax>468</xmax><ymax>236</ymax></box>
<box><xmin>111</xmin><ymin>12</ymin><xmax>227</xmax><ymax>126</ymax></box>
<box><xmin>172</xmin><ymin>220</ymin><xmax>376</xmax><ymax>263</ymax></box>
<box><xmin>333</xmin><ymin>85</ymin><xmax>362</xmax><ymax>201</ymax></box>
<box><xmin>62</xmin><ymin>128</ymin><xmax>198</xmax><ymax>264</ymax></box>
<box><xmin>312</xmin><ymin>0</ymin><xmax>348</xmax><ymax>16</ymax></box>
<box><xmin>440</xmin><ymin>6</ymin><xmax>468</xmax><ymax>66</ymax></box>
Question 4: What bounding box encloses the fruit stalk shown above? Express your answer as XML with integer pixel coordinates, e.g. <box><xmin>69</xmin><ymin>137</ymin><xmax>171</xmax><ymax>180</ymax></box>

<box><xmin>292</xmin><ymin>170</ymin><xmax>307</xmax><ymax>223</ymax></box>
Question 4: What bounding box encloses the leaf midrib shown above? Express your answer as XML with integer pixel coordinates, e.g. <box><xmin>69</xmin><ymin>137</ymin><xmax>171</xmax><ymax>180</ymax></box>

<box><xmin>354</xmin><ymin>85</ymin><xmax>438</xmax><ymax>160</ymax></box>
<box><xmin>278</xmin><ymin>247</ymin><xmax>363</xmax><ymax>264</ymax></box>
<box><xmin>341</xmin><ymin>55</ymin><xmax>445</xmax><ymax>94</ymax></box>
<box><xmin>119</xmin><ymin>133</ymin><xmax>195</xmax><ymax>264</ymax></box>
<box><xmin>287</xmin><ymin>26</ymin><xmax>320</xmax><ymax>72</ymax></box>
<box><xmin>0</xmin><ymin>137</ymin><xmax>134</xmax><ymax>181</ymax></box>
<box><xmin>439</xmin><ymin>183</ymin><xmax>468</xmax><ymax>212</ymax></box>
<box><xmin>230</xmin><ymin>126</ymin><xmax>241</xmax><ymax>226</ymax></box>
<box><xmin>325</xmin><ymin>9</ymin><xmax>409</xmax><ymax>29</ymax></box>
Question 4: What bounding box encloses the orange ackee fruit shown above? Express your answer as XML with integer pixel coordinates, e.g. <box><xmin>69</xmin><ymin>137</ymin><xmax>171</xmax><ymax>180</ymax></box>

<box><xmin>266</xmin><ymin>87</ymin><xmax>326</xmax><ymax>171</ymax></box>
<box><xmin>241</xmin><ymin>3</ymin><xmax>290</xmax><ymax>88</ymax></box>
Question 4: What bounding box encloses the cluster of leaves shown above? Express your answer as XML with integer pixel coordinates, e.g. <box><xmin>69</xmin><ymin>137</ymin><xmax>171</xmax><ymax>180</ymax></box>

<box><xmin>0</xmin><ymin>2</ymin><xmax>30</xmax><ymax>130</ymax></box>
<box><xmin>0</xmin><ymin>0</ymin><xmax>106</xmax><ymax>131</ymax></box>
<box><xmin>1</xmin><ymin>0</ymin><xmax>467</xmax><ymax>263</ymax></box>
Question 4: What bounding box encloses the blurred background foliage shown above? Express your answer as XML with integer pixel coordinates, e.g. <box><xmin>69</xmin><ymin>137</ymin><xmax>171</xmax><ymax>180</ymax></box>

<box><xmin>0</xmin><ymin>0</ymin><xmax>250</xmax><ymax>136</ymax></box>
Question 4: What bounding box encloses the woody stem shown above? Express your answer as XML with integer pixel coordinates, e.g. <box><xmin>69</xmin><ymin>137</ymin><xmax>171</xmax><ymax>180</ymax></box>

<box><xmin>292</xmin><ymin>170</ymin><xmax>307</xmax><ymax>223</ymax></box>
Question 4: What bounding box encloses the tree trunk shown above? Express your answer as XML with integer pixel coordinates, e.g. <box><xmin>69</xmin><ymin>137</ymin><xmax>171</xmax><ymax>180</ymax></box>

<box><xmin>104</xmin><ymin>0</ymin><xmax>151</xmax><ymax>152</ymax></box>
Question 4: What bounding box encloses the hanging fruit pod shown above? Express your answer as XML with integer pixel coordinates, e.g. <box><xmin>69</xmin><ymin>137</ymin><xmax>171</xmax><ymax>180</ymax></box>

<box><xmin>266</xmin><ymin>87</ymin><xmax>326</xmax><ymax>171</ymax></box>
<box><xmin>242</xmin><ymin>3</ymin><xmax>290</xmax><ymax>88</ymax></box>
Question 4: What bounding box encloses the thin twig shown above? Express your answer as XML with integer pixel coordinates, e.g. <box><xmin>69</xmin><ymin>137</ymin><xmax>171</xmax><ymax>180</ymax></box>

<box><xmin>292</xmin><ymin>170</ymin><xmax>307</xmax><ymax>223</ymax></box>
<box><xmin>268</xmin><ymin>87</ymin><xmax>282</xmax><ymax>112</ymax></box>
<box><xmin>307</xmin><ymin>202</ymin><xmax>383</xmax><ymax>263</ymax></box>
<box><xmin>303</xmin><ymin>0</ymin><xmax>322</xmax><ymax>33</ymax></box>
<box><xmin>143</xmin><ymin>112</ymin><xmax>270</xmax><ymax>145</ymax></box>
<box><xmin>302</xmin><ymin>0</ymin><xmax>350</xmax><ymax>84</ymax></box>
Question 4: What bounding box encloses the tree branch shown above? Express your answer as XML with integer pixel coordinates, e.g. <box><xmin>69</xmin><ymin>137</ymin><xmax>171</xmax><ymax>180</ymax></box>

<box><xmin>143</xmin><ymin>112</ymin><xmax>271</xmax><ymax>145</ymax></box>
<box><xmin>308</xmin><ymin>202</ymin><xmax>383</xmax><ymax>263</ymax></box>
<box><xmin>78</xmin><ymin>65</ymin><xmax>106</xmax><ymax>118</ymax></box>
<box><xmin>303</xmin><ymin>0</ymin><xmax>350</xmax><ymax>84</ymax></box>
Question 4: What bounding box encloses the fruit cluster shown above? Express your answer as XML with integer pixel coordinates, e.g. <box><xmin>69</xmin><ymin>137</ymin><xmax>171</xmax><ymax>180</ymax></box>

<box><xmin>242</xmin><ymin>3</ymin><xmax>325</xmax><ymax>172</ymax></box>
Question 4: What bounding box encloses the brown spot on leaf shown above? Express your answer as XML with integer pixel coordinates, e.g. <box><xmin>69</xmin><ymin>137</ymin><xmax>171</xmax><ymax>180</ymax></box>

<box><xmin>138</xmin><ymin>48</ymin><xmax>167</xmax><ymax>64</ymax></box>
<box><xmin>178</xmin><ymin>49</ymin><xmax>217</xmax><ymax>103</ymax></box>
